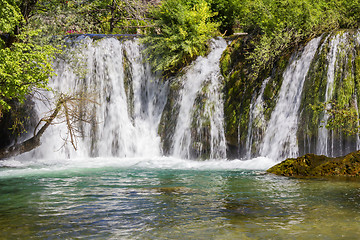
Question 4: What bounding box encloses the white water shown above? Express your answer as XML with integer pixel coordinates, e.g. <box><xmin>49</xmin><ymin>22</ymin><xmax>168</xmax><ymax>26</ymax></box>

<box><xmin>246</xmin><ymin>77</ymin><xmax>270</xmax><ymax>158</ymax></box>
<box><xmin>260</xmin><ymin>37</ymin><xmax>321</xmax><ymax>160</ymax></box>
<box><xmin>316</xmin><ymin>34</ymin><xmax>342</xmax><ymax>156</ymax></box>
<box><xmin>0</xmin><ymin>156</ymin><xmax>277</xmax><ymax>179</ymax></box>
<box><xmin>14</xmin><ymin>37</ymin><xmax>274</xmax><ymax>172</ymax></box>
<box><xmin>25</xmin><ymin>38</ymin><xmax>168</xmax><ymax>159</ymax></box>
<box><xmin>15</xmin><ymin>37</ymin><xmax>232</xmax><ymax>165</ymax></box>
<box><xmin>171</xmin><ymin>38</ymin><xmax>227</xmax><ymax>159</ymax></box>
<box><xmin>12</xmin><ymin>33</ymin><xmax>359</xmax><ymax>171</ymax></box>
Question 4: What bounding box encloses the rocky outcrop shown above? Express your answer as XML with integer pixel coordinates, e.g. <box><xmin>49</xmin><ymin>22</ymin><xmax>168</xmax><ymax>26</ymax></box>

<box><xmin>267</xmin><ymin>150</ymin><xmax>360</xmax><ymax>177</ymax></box>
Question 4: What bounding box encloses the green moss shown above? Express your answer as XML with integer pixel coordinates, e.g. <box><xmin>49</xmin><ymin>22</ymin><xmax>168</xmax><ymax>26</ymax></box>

<box><xmin>158</xmin><ymin>78</ymin><xmax>181</xmax><ymax>155</ymax></box>
<box><xmin>297</xmin><ymin>34</ymin><xmax>331</xmax><ymax>153</ymax></box>
<box><xmin>220</xmin><ymin>48</ymin><xmax>232</xmax><ymax>77</ymax></box>
<box><xmin>123</xmin><ymin>49</ymin><xmax>134</xmax><ymax>121</ymax></box>
<box><xmin>221</xmin><ymin>35</ymin><xmax>293</xmax><ymax>156</ymax></box>
<box><xmin>356</xmin><ymin>43</ymin><xmax>360</xmax><ymax>112</ymax></box>
<box><xmin>267</xmin><ymin>150</ymin><xmax>360</xmax><ymax>177</ymax></box>
<box><xmin>333</xmin><ymin>32</ymin><xmax>358</xmax><ymax>109</ymax></box>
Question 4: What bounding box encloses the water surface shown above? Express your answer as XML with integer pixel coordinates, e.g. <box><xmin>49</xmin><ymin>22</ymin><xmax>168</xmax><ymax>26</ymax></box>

<box><xmin>0</xmin><ymin>157</ymin><xmax>359</xmax><ymax>239</ymax></box>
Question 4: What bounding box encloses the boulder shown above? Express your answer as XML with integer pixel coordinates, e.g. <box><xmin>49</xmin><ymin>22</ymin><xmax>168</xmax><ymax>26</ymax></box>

<box><xmin>267</xmin><ymin>151</ymin><xmax>360</xmax><ymax>177</ymax></box>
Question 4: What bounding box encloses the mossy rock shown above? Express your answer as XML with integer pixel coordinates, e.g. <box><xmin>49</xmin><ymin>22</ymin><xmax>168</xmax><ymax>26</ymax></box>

<box><xmin>267</xmin><ymin>150</ymin><xmax>360</xmax><ymax>177</ymax></box>
<box><xmin>221</xmin><ymin>35</ymin><xmax>292</xmax><ymax>158</ymax></box>
<box><xmin>158</xmin><ymin>77</ymin><xmax>182</xmax><ymax>155</ymax></box>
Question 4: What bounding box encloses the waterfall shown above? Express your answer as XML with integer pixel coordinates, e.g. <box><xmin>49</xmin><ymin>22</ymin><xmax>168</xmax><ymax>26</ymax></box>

<box><xmin>171</xmin><ymin>38</ymin><xmax>227</xmax><ymax>159</ymax></box>
<box><xmin>316</xmin><ymin>34</ymin><xmax>342</xmax><ymax>156</ymax></box>
<box><xmin>22</xmin><ymin>36</ymin><xmax>228</xmax><ymax>160</ymax></box>
<box><xmin>30</xmin><ymin>37</ymin><xmax>168</xmax><ymax>159</ymax></box>
<box><xmin>15</xmin><ymin>31</ymin><xmax>360</xmax><ymax>162</ymax></box>
<box><xmin>260</xmin><ymin>37</ymin><xmax>321</xmax><ymax>160</ymax></box>
<box><xmin>246</xmin><ymin>77</ymin><xmax>270</xmax><ymax>159</ymax></box>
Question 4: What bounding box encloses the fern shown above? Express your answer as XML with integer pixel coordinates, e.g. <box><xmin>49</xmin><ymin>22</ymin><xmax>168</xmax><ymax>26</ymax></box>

<box><xmin>141</xmin><ymin>0</ymin><xmax>219</xmax><ymax>75</ymax></box>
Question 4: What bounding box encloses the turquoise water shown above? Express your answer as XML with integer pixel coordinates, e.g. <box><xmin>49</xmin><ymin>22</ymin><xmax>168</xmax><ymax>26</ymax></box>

<box><xmin>0</xmin><ymin>157</ymin><xmax>360</xmax><ymax>239</ymax></box>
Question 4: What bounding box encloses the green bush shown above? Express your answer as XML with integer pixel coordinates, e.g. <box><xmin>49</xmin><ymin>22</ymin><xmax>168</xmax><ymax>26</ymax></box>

<box><xmin>141</xmin><ymin>0</ymin><xmax>219</xmax><ymax>74</ymax></box>
<box><xmin>0</xmin><ymin>0</ymin><xmax>58</xmax><ymax>115</ymax></box>
<box><xmin>233</xmin><ymin>0</ymin><xmax>360</xmax><ymax>78</ymax></box>
<box><xmin>208</xmin><ymin>0</ymin><xmax>239</xmax><ymax>35</ymax></box>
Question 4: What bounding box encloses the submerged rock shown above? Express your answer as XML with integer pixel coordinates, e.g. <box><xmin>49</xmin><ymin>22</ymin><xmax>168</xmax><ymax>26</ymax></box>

<box><xmin>267</xmin><ymin>150</ymin><xmax>360</xmax><ymax>177</ymax></box>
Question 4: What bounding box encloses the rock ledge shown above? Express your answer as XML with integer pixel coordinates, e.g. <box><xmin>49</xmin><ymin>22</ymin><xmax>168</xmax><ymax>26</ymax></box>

<box><xmin>267</xmin><ymin>151</ymin><xmax>360</xmax><ymax>177</ymax></box>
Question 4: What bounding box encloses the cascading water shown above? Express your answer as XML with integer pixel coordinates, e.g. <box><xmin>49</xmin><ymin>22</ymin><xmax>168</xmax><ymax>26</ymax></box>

<box><xmin>27</xmin><ymin>37</ymin><xmax>168</xmax><ymax>159</ymax></box>
<box><xmin>18</xmin><ymin>36</ymin><xmax>228</xmax><ymax>161</ymax></box>
<box><xmin>171</xmin><ymin>38</ymin><xmax>227</xmax><ymax>159</ymax></box>
<box><xmin>316</xmin><ymin>34</ymin><xmax>342</xmax><ymax>156</ymax></box>
<box><xmin>246</xmin><ymin>77</ymin><xmax>270</xmax><ymax>159</ymax></box>
<box><xmin>260</xmin><ymin>37</ymin><xmax>321</xmax><ymax>160</ymax></box>
<box><xmin>13</xmin><ymin>30</ymin><xmax>359</xmax><ymax>163</ymax></box>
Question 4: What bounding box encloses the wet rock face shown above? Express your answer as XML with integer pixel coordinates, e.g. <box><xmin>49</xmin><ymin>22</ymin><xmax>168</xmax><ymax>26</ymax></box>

<box><xmin>0</xmin><ymin>97</ymin><xmax>38</xmax><ymax>149</ymax></box>
<box><xmin>221</xmin><ymin>36</ymin><xmax>291</xmax><ymax>159</ymax></box>
<box><xmin>222</xmin><ymin>30</ymin><xmax>360</xmax><ymax>160</ymax></box>
<box><xmin>267</xmin><ymin>150</ymin><xmax>360</xmax><ymax>177</ymax></box>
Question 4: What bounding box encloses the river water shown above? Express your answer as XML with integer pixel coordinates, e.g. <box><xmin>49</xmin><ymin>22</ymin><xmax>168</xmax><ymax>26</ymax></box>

<box><xmin>0</xmin><ymin>157</ymin><xmax>360</xmax><ymax>239</ymax></box>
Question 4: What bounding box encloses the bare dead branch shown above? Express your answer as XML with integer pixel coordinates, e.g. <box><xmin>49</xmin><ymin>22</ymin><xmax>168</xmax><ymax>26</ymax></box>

<box><xmin>0</xmin><ymin>90</ymin><xmax>99</xmax><ymax>159</ymax></box>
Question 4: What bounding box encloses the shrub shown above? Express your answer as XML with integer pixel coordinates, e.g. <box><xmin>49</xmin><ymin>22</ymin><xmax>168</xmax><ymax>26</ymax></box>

<box><xmin>142</xmin><ymin>0</ymin><xmax>219</xmax><ymax>75</ymax></box>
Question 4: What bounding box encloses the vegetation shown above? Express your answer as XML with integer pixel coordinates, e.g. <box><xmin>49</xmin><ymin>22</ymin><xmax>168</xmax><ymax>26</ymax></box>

<box><xmin>26</xmin><ymin>0</ymin><xmax>155</xmax><ymax>36</ymax></box>
<box><xmin>237</xmin><ymin>0</ymin><xmax>360</xmax><ymax>78</ymax></box>
<box><xmin>0</xmin><ymin>31</ymin><xmax>57</xmax><ymax>113</ymax></box>
<box><xmin>267</xmin><ymin>151</ymin><xmax>360</xmax><ymax>177</ymax></box>
<box><xmin>141</xmin><ymin>0</ymin><xmax>219</xmax><ymax>74</ymax></box>
<box><xmin>0</xmin><ymin>0</ymin><xmax>58</xmax><ymax>117</ymax></box>
<box><xmin>312</xmin><ymin>100</ymin><xmax>360</xmax><ymax>136</ymax></box>
<box><xmin>0</xmin><ymin>92</ymin><xmax>97</xmax><ymax>159</ymax></box>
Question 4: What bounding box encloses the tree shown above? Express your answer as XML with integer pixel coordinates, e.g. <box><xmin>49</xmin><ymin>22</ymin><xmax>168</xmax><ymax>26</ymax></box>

<box><xmin>208</xmin><ymin>0</ymin><xmax>239</xmax><ymax>35</ymax></box>
<box><xmin>0</xmin><ymin>0</ymin><xmax>22</xmax><ymax>38</ymax></box>
<box><xmin>234</xmin><ymin>0</ymin><xmax>351</xmax><ymax>78</ymax></box>
<box><xmin>26</xmin><ymin>0</ymin><xmax>155</xmax><ymax>35</ymax></box>
<box><xmin>0</xmin><ymin>32</ymin><xmax>57</xmax><ymax>112</ymax></box>
<box><xmin>0</xmin><ymin>0</ymin><xmax>58</xmax><ymax>117</ymax></box>
<box><xmin>142</xmin><ymin>0</ymin><xmax>219</xmax><ymax>74</ymax></box>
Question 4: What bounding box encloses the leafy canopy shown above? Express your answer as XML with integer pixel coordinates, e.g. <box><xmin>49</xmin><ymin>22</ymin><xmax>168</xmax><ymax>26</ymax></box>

<box><xmin>27</xmin><ymin>0</ymin><xmax>153</xmax><ymax>35</ymax></box>
<box><xmin>236</xmin><ymin>0</ymin><xmax>360</xmax><ymax>78</ymax></box>
<box><xmin>208</xmin><ymin>0</ymin><xmax>239</xmax><ymax>35</ymax></box>
<box><xmin>0</xmin><ymin>0</ymin><xmax>22</xmax><ymax>46</ymax></box>
<box><xmin>0</xmin><ymin>0</ymin><xmax>58</xmax><ymax>114</ymax></box>
<box><xmin>142</xmin><ymin>0</ymin><xmax>219</xmax><ymax>74</ymax></box>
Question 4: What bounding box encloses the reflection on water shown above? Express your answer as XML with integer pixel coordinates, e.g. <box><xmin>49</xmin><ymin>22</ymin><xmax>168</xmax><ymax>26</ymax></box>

<box><xmin>0</xmin><ymin>164</ymin><xmax>360</xmax><ymax>239</ymax></box>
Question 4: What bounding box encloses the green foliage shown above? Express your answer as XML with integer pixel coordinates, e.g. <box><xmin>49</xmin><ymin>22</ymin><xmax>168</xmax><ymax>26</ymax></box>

<box><xmin>311</xmin><ymin>100</ymin><xmax>360</xmax><ymax>136</ymax></box>
<box><xmin>0</xmin><ymin>30</ymin><xmax>58</xmax><ymax>112</ymax></box>
<box><xmin>236</xmin><ymin>0</ymin><xmax>360</xmax><ymax>78</ymax></box>
<box><xmin>0</xmin><ymin>0</ymin><xmax>22</xmax><ymax>47</ymax></box>
<box><xmin>335</xmin><ymin>0</ymin><xmax>360</xmax><ymax>28</ymax></box>
<box><xmin>208</xmin><ymin>0</ymin><xmax>239</xmax><ymax>35</ymax></box>
<box><xmin>141</xmin><ymin>0</ymin><xmax>219</xmax><ymax>74</ymax></box>
<box><xmin>0</xmin><ymin>0</ymin><xmax>59</xmax><ymax>116</ymax></box>
<box><xmin>0</xmin><ymin>0</ymin><xmax>22</xmax><ymax>33</ymax></box>
<box><xmin>27</xmin><ymin>0</ymin><xmax>153</xmax><ymax>35</ymax></box>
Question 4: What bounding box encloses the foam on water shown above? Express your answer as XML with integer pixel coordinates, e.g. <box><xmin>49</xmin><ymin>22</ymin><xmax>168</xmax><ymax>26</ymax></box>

<box><xmin>0</xmin><ymin>156</ymin><xmax>277</xmax><ymax>178</ymax></box>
